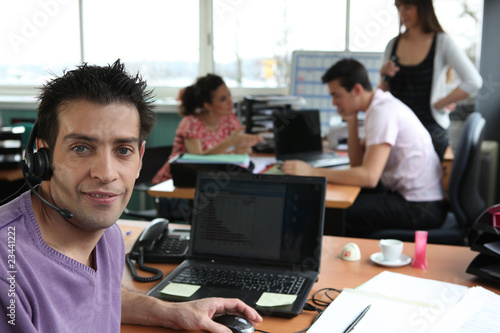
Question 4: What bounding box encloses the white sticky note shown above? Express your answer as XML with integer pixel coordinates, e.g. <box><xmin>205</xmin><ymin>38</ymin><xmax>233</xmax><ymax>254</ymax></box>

<box><xmin>160</xmin><ymin>283</ymin><xmax>200</xmax><ymax>298</ymax></box>
<box><xmin>256</xmin><ymin>293</ymin><xmax>297</xmax><ymax>307</ymax></box>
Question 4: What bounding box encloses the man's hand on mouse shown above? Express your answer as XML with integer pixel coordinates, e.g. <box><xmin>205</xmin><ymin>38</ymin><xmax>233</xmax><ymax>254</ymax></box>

<box><xmin>149</xmin><ymin>297</ymin><xmax>262</xmax><ymax>332</ymax></box>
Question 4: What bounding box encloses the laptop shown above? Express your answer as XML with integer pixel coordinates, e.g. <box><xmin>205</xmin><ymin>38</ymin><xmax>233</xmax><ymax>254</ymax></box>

<box><xmin>147</xmin><ymin>171</ymin><xmax>326</xmax><ymax>317</ymax></box>
<box><xmin>273</xmin><ymin>109</ymin><xmax>350</xmax><ymax>168</ymax></box>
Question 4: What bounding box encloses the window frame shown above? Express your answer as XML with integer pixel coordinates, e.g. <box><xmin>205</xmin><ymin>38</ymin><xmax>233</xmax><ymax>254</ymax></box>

<box><xmin>0</xmin><ymin>0</ymin><xmax>483</xmax><ymax>100</ymax></box>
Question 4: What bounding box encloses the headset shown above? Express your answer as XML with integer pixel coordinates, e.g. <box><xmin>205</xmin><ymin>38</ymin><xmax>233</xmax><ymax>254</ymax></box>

<box><xmin>22</xmin><ymin>121</ymin><xmax>73</xmax><ymax>219</ymax></box>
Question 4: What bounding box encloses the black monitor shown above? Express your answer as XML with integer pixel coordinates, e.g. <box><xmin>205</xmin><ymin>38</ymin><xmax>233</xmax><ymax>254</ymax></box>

<box><xmin>273</xmin><ymin>109</ymin><xmax>323</xmax><ymax>155</ymax></box>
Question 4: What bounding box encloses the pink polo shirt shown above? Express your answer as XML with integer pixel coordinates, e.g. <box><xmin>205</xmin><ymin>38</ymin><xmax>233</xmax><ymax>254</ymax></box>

<box><xmin>364</xmin><ymin>89</ymin><xmax>444</xmax><ymax>202</ymax></box>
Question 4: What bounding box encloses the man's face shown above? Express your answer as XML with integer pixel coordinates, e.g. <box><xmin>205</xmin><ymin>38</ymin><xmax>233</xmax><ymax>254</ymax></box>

<box><xmin>46</xmin><ymin>100</ymin><xmax>143</xmax><ymax>231</ymax></box>
<box><xmin>327</xmin><ymin>79</ymin><xmax>358</xmax><ymax>118</ymax></box>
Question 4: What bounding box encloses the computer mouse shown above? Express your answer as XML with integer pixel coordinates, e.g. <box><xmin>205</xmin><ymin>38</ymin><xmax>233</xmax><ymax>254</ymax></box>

<box><xmin>213</xmin><ymin>314</ymin><xmax>255</xmax><ymax>333</ymax></box>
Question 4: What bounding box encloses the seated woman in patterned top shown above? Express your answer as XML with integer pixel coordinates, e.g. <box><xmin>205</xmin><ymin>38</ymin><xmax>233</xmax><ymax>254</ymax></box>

<box><xmin>153</xmin><ymin>74</ymin><xmax>261</xmax><ymax>184</ymax></box>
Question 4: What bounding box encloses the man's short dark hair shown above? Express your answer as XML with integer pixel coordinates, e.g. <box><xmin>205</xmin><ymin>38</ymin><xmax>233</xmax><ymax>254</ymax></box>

<box><xmin>37</xmin><ymin>59</ymin><xmax>157</xmax><ymax>150</ymax></box>
<box><xmin>321</xmin><ymin>58</ymin><xmax>373</xmax><ymax>92</ymax></box>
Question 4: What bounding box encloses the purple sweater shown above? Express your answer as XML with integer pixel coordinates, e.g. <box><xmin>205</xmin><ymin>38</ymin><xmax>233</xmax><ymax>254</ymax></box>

<box><xmin>0</xmin><ymin>191</ymin><xmax>124</xmax><ymax>332</ymax></box>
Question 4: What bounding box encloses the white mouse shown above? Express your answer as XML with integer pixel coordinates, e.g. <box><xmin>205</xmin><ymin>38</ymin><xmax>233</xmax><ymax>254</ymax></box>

<box><xmin>341</xmin><ymin>242</ymin><xmax>361</xmax><ymax>261</ymax></box>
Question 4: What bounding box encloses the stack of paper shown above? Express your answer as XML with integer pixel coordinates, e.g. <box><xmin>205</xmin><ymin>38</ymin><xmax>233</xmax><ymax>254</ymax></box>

<box><xmin>308</xmin><ymin>271</ymin><xmax>500</xmax><ymax>333</ymax></box>
<box><xmin>430</xmin><ymin>286</ymin><xmax>500</xmax><ymax>332</ymax></box>
<box><xmin>174</xmin><ymin>154</ymin><xmax>251</xmax><ymax>169</ymax></box>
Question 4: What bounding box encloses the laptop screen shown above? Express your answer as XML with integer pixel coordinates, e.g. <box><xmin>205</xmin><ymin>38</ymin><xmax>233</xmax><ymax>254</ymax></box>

<box><xmin>190</xmin><ymin>172</ymin><xmax>326</xmax><ymax>269</ymax></box>
<box><xmin>273</xmin><ymin>109</ymin><xmax>323</xmax><ymax>155</ymax></box>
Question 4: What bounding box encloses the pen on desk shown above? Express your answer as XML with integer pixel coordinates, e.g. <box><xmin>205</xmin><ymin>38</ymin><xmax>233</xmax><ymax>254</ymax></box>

<box><xmin>123</xmin><ymin>230</ymin><xmax>132</xmax><ymax>237</ymax></box>
<box><xmin>343</xmin><ymin>304</ymin><xmax>371</xmax><ymax>333</ymax></box>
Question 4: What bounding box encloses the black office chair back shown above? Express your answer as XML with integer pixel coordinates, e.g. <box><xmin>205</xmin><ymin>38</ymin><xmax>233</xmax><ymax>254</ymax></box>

<box><xmin>123</xmin><ymin>145</ymin><xmax>172</xmax><ymax>220</ymax></box>
<box><xmin>448</xmin><ymin>112</ymin><xmax>486</xmax><ymax>237</ymax></box>
<box><xmin>136</xmin><ymin>145</ymin><xmax>173</xmax><ymax>184</ymax></box>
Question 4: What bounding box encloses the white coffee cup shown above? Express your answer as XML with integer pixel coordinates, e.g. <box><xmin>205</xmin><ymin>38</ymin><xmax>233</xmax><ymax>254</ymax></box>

<box><xmin>379</xmin><ymin>239</ymin><xmax>403</xmax><ymax>262</ymax></box>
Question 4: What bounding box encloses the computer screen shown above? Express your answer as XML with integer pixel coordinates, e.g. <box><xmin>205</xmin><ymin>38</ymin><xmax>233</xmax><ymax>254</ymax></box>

<box><xmin>273</xmin><ymin>109</ymin><xmax>323</xmax><ymax>155</ymax></box>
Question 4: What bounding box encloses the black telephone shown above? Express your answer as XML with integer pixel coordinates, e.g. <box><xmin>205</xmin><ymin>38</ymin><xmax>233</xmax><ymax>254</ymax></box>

<box><xmin>126</xmin><ymin>218</ymin><xmax>190</xmax><ymax>282</ymax></box>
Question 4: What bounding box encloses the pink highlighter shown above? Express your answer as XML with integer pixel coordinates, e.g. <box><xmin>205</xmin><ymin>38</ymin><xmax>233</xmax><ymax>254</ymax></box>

<box><xmin>412</xmin><ymin>230</ymin><xmax>428</xmax><ymax>269</ymax></box>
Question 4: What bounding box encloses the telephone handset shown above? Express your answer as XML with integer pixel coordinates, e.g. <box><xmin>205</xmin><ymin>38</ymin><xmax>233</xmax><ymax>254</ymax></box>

<box><xmin>126</xmin><ymin>218</ymin><xmax>190</xmax><ymax>282</ymax></box>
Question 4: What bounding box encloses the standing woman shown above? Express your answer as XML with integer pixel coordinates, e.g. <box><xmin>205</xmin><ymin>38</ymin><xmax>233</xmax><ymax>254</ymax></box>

<box><xmin>152</xmin><ymin>74</ymin><xmax>261</xmax><ymax>184</ymax></box>
<box><xmin>379</xmin><ymin>0</ymin><xmax>482</xmax><ymax>160</ymax></box>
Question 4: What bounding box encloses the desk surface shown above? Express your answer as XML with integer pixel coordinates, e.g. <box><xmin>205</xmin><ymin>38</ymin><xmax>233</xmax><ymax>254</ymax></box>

<box><xmin>148</xmin><ymin>179</ymin><xmax>360</xmax><ymax>209</ymax></box>
<box><xmin>118</xmin><ymin>220</ymin><xmax>499</xmax><ymax>333</ymax></box>
<box><xmin>0</xmin><ymin>168</ymin><xmax>23</xmax><ymax>181</ymax></box>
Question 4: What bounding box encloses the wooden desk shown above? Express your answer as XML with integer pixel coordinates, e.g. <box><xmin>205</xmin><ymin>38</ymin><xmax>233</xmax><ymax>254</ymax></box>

<box><xmin>148</xmin><ymin>179</ymin><xmax>360</xmax><ymax>209</ymax></box>
<box><xmin>441</xmin><ymin>146</ymin><xmax>454</xmax><ymax>196</ymax></box>
<box><xmin>0</xmin><ymin>168</ymin><xmax>23</xmax><ymax>181</ymax></box>
<box><xmin>118</xmin><ymin>220</ymin><xmax>499</xmax><ymax>333</ymax></box>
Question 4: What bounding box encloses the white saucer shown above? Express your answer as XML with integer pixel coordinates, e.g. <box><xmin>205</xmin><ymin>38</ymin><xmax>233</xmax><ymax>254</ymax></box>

<box><xmin>370</xmin><ymin>252</ymin><xmax>412</xmax><ymax>267</ymax></box>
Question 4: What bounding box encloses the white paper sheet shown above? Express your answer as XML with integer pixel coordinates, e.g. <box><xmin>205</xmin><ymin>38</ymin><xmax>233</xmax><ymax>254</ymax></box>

<box><xmin>308</xmin><ymin>271</ymin><xmax>469</xmax><ymax>333</ymax></box>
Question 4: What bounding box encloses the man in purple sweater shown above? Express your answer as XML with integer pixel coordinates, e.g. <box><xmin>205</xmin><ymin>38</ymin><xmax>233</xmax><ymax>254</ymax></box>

<box><xmin>0</xmin><ymin>60</ymin><xmax>261</xmax><ymax>332</ymax></box>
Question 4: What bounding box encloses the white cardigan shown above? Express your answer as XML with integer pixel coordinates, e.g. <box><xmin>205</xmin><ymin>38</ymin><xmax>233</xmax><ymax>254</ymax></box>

<box><xmin>383</xmin><ymin>33</ymin><xmax>483</xmax><ymax>129</ymax></box>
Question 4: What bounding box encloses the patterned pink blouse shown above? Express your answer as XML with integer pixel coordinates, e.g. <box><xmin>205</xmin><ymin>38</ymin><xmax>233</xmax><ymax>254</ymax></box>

<box><xmin>152</xmin><ymin>113</ymin><xmax>241</xmax><ymax>184</ymax></box>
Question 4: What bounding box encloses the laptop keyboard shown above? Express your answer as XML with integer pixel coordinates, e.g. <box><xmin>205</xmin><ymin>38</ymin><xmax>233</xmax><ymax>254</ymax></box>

<box><xmin>172</xmin><ymin>267</ymin><xmax>305</xmax><ymax>294</ymax></box>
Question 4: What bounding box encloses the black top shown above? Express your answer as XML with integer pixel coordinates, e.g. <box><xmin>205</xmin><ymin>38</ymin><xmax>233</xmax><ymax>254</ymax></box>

<box><xmin>389</xmin><ymin>35</ymin><xmax>437</xmax><ymax>127</ymax></box>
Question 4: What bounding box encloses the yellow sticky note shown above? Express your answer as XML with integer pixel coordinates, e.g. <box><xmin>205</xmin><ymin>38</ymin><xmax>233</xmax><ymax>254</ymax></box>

<box><xmin>256</xmin><ymin>293</ymin><xmax>297</xmax><ymax>307</ymax></box>
<box><xmin>160</xmin><ymin>283</ymin><xmax>200</xmax><ymax>298</ymax></box>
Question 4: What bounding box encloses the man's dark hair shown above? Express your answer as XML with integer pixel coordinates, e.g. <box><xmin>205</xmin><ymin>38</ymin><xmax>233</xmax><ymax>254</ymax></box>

<box><xmin>37</xmin><ymin>59</ymin><xmax>157</xmax><ymax>150</ymax></box>
<box><xmin>321</xmin><ymin>58</ymin><xmax>373</xmax><ymax>92</ymax></box>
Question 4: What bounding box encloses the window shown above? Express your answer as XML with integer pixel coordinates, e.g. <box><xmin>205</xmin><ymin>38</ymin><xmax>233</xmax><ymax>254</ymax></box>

<box><xmin>0</xmin><ymin>0</ymin><xmax>484</xmax><ymax>96</ymax></box>
<box><xmin>434</xmin><ymin>0</ymin><xmax>483</xmax><ymax>65</ymax></box>
<box><xmin>0</xmin><ymin>0</ymin><xmax>199</xmax><ymax>90</ymax></box>
<box><xmin>213</xmin><ymin>0</ymin><xmax>346</xmax><ymax>88</ymax></box>
<box><xmin>0</xmin><ymin>0</ymin><xmax>80</xmax><ymax>86</ymax></box>
<box><xmin>82</xmin><ymin>0</ymin><xmax>199</xmax><ymax>87</ymax></box>
<box><xmin>348</xmin><ymin>0</ymin><xmax>399</xmax><ymax>52</ymax></box>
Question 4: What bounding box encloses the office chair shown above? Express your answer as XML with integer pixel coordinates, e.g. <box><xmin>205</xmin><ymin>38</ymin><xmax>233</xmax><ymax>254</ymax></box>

<box><xmin>123</xmin><ymin>145</ymin><xmax>172</xmax><ymax>220</ymax></box>
<box><xmin>367</xmin><ymin>112</ymin><xmax>486</xmax><ymax>245</ymax></box>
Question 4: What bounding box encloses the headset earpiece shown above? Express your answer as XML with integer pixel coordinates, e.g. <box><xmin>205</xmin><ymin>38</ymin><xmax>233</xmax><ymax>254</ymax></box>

<box><xmin>21</xmin><ymin>120</ymin><xmax>73</xmax><ymax>219</ymax></box>
<box><xmin>23</xmin><ymin>121</ymin><xmax>52</xmax><ymax>181</ymax></box>
<box><xmin>32</xmin><ymin>147</ymin><xmax>52</xmax><ymax>180</ymax></box>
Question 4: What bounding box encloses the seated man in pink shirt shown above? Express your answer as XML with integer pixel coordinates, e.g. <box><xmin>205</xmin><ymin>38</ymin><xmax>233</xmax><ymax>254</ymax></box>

<box><xmin>282</xmin><ymin>58</ymin><xmax>447</xmax><ymax>237</ymax></box>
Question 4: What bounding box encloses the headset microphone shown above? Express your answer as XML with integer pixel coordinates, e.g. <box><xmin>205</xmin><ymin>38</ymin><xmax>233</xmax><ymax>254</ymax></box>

<box><xmin>22</xmin><ymin>121</ymin><xmax>74</xmax><ymax>219</ymax></box>
<box><xmin>22</xmin><ymin>172</ymin><xmax>74</xmax><ymax>219</ymax></box>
